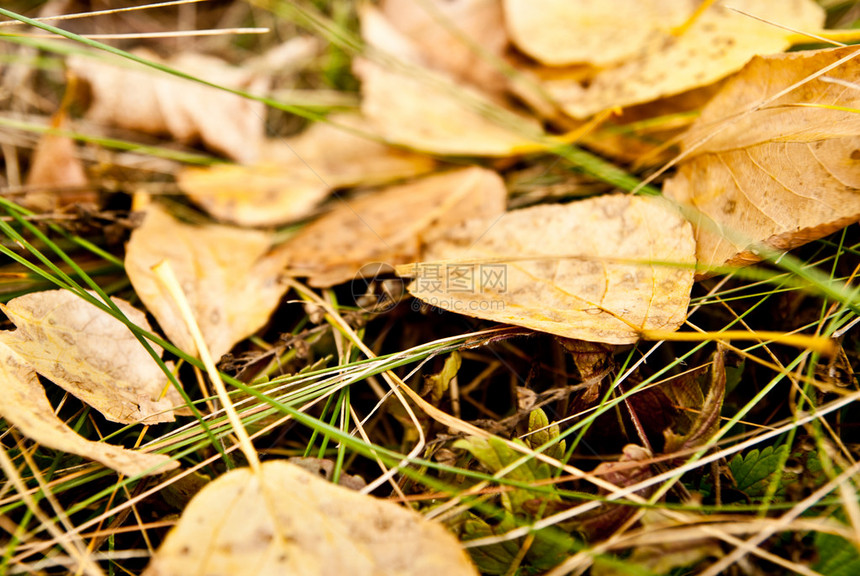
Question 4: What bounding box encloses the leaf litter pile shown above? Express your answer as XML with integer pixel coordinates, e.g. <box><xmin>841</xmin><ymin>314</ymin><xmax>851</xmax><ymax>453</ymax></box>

<box><xmin>0</xmin><ymin>1</ymin><xmax>859</xmax><ymax>574</ymax></box>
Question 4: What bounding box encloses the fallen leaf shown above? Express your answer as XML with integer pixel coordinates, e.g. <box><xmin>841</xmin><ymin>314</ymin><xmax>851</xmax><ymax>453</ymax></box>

<box><xmin>404</xmin><ymin>195</ymin><xmax>696</xmax><ymax>345</ymax></box>
<box><xmin>0</xmin><ymin>341</ymin><xmax>178</xmax><ymax>477</ymax></box>
<box><xmin>177</xmin><ymin>115</ymin><xmax>436</xmax><ymax>227</ymax></box>
<box><xmin>278</xmin><ymin>166</ymin><xmax>507</xmax><ymax>288</ymax></box>
<box><xmin>125</xmin><ymin>205</ymin><xmax>290</xmax><ymax>360</ymax></box>
<box><xmin>25</xmin><ymin>111</ymin><xmax>96</xmax><ymax>212</ymax></box>
<box><xmin>355</xmin><ymin>4</ymin><xmax>540</xmax><ymax>156</ymax></box>
<box><xmin>504</xmin><ymin>0</ymin><xmax>691</xmax><ymax>67</ymax></box>
<box><xmin>536</xmin><ymin>0</ymin><xmax>825</xmax><ymax>118</ymax></box>
<box><xmin>143</xmin><ymin>460</ymin><xmax>478</xmax><ymax>576</ymax></box>
<box><xmin>69</xmin><ymin>48</ymin><xmax>268</xmax><ymax>163</ymax></box>
<box><xmin>0</xmin><ymin>289</ymin><xmax>184</xmax><ymax>424</ymax></box>
<box><xmin>663</xmin><ymin>45</ymin><xmax>860</xmax><ymax>270</ymax></box>
<box><xmin>381</xmin><ymin>0</ymin><xmax>508</xmax><ymax>93</ymax></box>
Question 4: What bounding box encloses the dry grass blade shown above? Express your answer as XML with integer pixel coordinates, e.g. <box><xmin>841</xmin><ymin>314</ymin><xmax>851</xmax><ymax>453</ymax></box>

<box><xmin>0</xmin><ymin>0</ymin><xmax>209</xmax><ymax>27</ymax></box>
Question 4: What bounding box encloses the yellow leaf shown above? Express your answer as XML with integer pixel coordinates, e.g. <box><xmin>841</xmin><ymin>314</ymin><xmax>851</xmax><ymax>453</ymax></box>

<box><xmin>663</xmin><ymin>45</ymin><xmax>860</xmax><ymax>270</ymax></box>
<box><xmin>125</xmin><ymin>205</ymin><xmax>290</xmax><ymax>360</ymax></box>
<box><xmin>504</xmin><ymin>0</ymin><xmax>691</xmax><ymax>67</ymax></box>
<box><xmin>177</xmin><ymin>115</ymin><xmax>435</xmax><ymax>227</ymax></box>
<box><xmin>0</xmin><ymin>341</ymin><xmax>177</xmax><ymax>477</ymax></box>
<box><xmin>0</xmin><ymin>290</ymin><xmax>184</xmax><ymax>424</ymax></box>
<box><xmin>355</xmin><ymin>4</ymin><xmax>540</xmax><ymax>156</ymax></box>
<box><xmin>534</xmin><ymin>0</ymin><xmax>824</xmax><ymax>118</ymax></box>
<box><xmin>69</xmin><ymin>49</ymin><xmax>268</xmax><ymax>163</ymax></box>
<box><xmin>278</xmin><ymin>167</ymin><xmax>506</xmax><ymax>288</ymax></box>
<box><xmin>143</xmin><ymin>461</ymin><xmax>477</xmax><ymax>576</ymax></box>
<box><xmin>404</xmin><ymin>195</ymin><xmax>696</xmax><ymax>345</ymax></box>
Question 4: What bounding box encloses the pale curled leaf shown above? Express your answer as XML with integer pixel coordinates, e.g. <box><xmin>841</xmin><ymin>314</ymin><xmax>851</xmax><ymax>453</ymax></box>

<box><xmin>69</xmin><ymin>49</ymin><xmax>268</xmax><ymax>163</ymax></box>
<box><xmin>356</xmin><ymin>4</ymin><xmax>540</xmax><ymax>156</ymax></box>
<box><xmin>25</xmin><ymin>112</ymin><xmax>96</xmax><ymax>212</ymax></box>
<box><xmin>406</xmin><ymin>195</ymin><xmax>696</xmax><ymax>345</ymax></box>
<box><xmin>278</xmin><ymin>167</ymin><xmax>507</xmax><ymax>288</ymax></box>
<box><xmin>425</xmin><ymin>351</ymin><xmax>461</xmax><ymax>404</ymax></box>
<box><xmin>0</xmin><ymin>341</ymin><xmax>177</xmax><ymax>477</ymax></box>
<box><xmin>537</xmin><ymin>0</ymin><xmax>824</xmax><ymax>118</ymax></box>
<box><xmin>381</xmin><ymin>0</ymin><xmax>509</xmax><ymax>93</ymax></box>
<box><xmin>663</xmin><ymin>46</ymin><xmax>860</xmax><ymax>270</ymax></box>
<box><xmin>143</xmin><ymin>461</ymin><xmax>477</xmax><ymax>576</ymax></box>
<box><xmin>125</xmin><ymin>205</ymin><xmax>290</xmax><ymax>360</ymax></box>
<box><xmin>0</xmin><ymin>290</ymin><xmax>184</xmax><ymax>424</ymax></box>
<box><xmin>177</xmin><ymin>115</ymin><xmax>435</xmax><ymax>227</ymax></box>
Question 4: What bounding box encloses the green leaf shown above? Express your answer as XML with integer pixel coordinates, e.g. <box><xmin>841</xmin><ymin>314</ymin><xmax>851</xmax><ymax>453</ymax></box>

<box><xmin>454</xmin><ymin>436</ymin><xmax>558</xmax><ymax>512</ymax></box>
<box><xmin>729</xmin><ymin>445</ymin><xmax>788</xmax><ymax>497</ymax></box>
<box><xmin>813</xmin><ymin>532</ymin><xmax>860</xmax><ymax>576</ymax></box>
<box><xmin>525</xmin><ymin>408</ymin><xmax>567</xmax><ymax>461</ymax></box>
<box><xmin>462</xmin><ymin>515</ymin><xmax>521</xmax><ymax>575</ymax></box>
<box><xmin>462</xmin><ymin>513</ymin><xmax>576</xmax><ymax>575</ymax></box>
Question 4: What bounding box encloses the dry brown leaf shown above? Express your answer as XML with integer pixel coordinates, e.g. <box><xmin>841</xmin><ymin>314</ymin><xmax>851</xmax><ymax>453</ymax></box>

<box><xmin>0</xmin><ymin>341</ymin><xmax>178</xmax><ymax>477</ymax></box>
<box><xmin>125</xmin><ymin>205</ymin><xmax>290</xmax><ymax>360</ymax></box>
<box><xmin>143</xmin><ymin>460</ymin><xmax>477</xmax><ymax>576</ymax></box>
<box><xmin>381</xmin><ymin>0</ymin><xmax>508</xmax><ymax>93</ymax></box>
<box><xmin>504</xmin><ymin>0</ymin><xmax>691</xmax><ymax>67</ymax></box>
<box><xmin>24</xmin><ymin>112</ymin><xmax>96</xmax><ymax>212</ymax></box>
<box><xmin>0</xmin><ymin>290</ymin><xmax>184</xmax><ymax>424</ymax></box>
<box><xmin>405</xmin><ymin>195</ymin><xmax>696</xmax><ymax>345</ymax></box>
<box><xmin>355</xmin><ymin>4</ymin><xmax>540</xmax><ymax>156</ymax></box>
<box><xmin>583</xmin><ymin>444</ymin><xmax>654</xmax><ymax>538</ymax></box>
<box><xmin>663</xmin><ymin>346</ymin><xmax>726</xmax><ymax>454</ymax></box>
<box><xmin>69</xmin><ymin>49</ymin><xmax>268</xmax><ymax>163</ymax></box>
<box><xmin>287</xmin><ymin>457</ymin><xmax>367</xmax><ymax>490</ymax></box>
<box><xmin>663</xmin><ymin>45</ymin><xmax>860</xmax><ymax>270</ymax></box>
<box><xmin>278</xmin><ymin>166</ymin><xmax>507</xmax><ymax>288</ymax></box>
<box><xmin>177</xmin><ymin>115</ymin><xmax>435</xmax><ymax>227</ymax></box>
<box><xmin>537</xmin><ymin>0</ymin><xmax>824</xmax><ymax>118</ymax></box>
